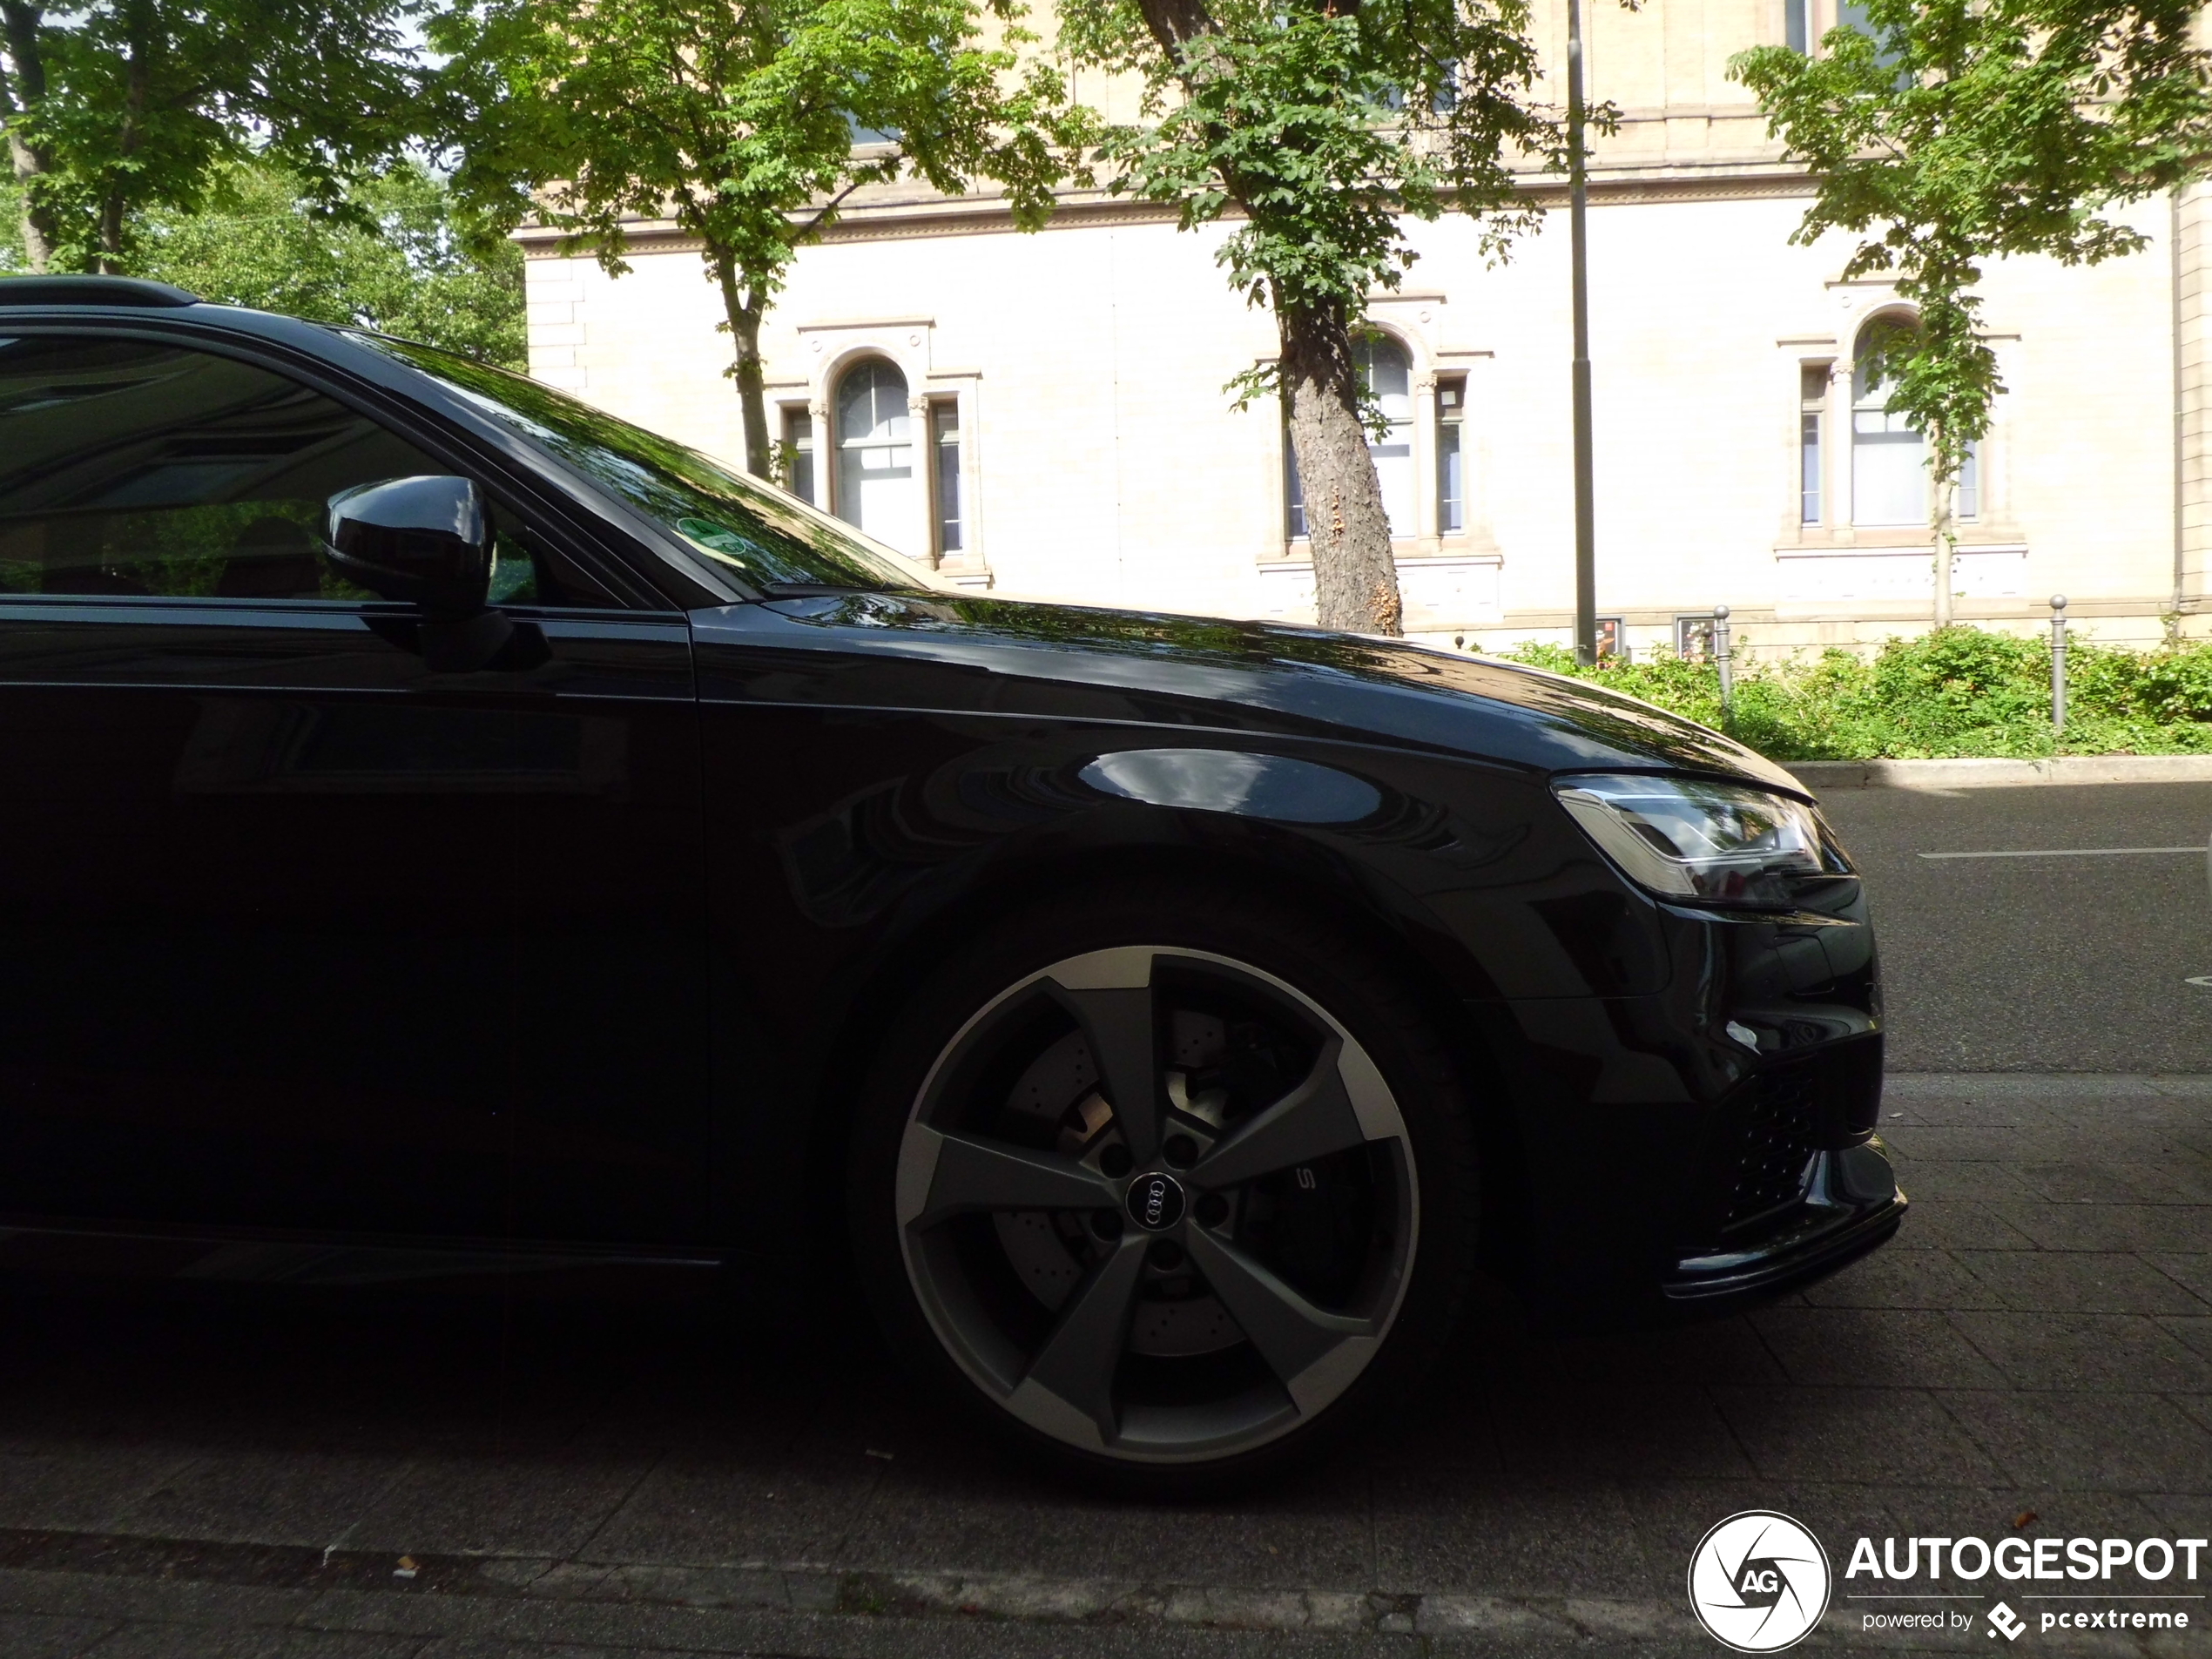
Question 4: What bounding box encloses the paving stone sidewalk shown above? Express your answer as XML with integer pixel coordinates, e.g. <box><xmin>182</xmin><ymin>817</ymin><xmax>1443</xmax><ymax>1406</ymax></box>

<box><xmin>1</xmin><ymin>1071</ymin><xmax>2208</xmax><ymax>1657</ymax></box>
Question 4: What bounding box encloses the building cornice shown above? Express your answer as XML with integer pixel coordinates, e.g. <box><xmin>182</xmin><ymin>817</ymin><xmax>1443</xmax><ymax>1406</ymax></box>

<box><xmin>513</xmin><ymin>163</ymin><xmax>1817</xmax><ymax>259</ymax></box>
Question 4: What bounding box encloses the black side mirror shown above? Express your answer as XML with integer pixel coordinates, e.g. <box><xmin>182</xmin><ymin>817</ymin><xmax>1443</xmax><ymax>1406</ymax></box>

<box><xmin>326</xmin><ymin>475</ymin><xmax>491</xmax><ymax>616</ymax></box>
<box><xmin>325</xmin><ymin>475</ymin><xmax>544</xmax><ymax>671</ymax></box>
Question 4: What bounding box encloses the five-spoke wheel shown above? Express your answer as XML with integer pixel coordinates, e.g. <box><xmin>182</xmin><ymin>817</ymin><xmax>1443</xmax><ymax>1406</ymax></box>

<box><xmin>853</xmin><ymin>892</ymin><xmax>1472</xmax><ymax>1485</ymax></box>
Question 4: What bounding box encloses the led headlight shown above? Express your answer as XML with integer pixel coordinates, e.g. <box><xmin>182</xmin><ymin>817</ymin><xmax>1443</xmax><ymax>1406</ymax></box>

<box><xmin>1552</xmin><ymin>772</ymin><xmax>1853</xmax><ymax>905</ymax></box>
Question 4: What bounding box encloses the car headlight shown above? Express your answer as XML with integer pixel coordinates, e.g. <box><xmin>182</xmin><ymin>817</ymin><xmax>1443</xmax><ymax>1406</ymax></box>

<box><xmin>1552</xmin><ymin>772</ymin><xmax>1853</xmax><ymax>904</ymax></box>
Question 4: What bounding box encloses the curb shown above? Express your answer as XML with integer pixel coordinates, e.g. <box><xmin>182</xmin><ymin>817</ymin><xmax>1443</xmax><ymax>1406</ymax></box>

<box><xmin>1787</xmin><ymin>755</ymin><xmax>2212</xmax><ymax>791</ymax></box>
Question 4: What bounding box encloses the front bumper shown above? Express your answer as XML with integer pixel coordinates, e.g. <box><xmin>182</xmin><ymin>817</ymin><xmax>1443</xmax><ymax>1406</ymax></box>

<box><xmin>1662</xmin><ymin>1141</ymin><xmax>1905</xmax><ymax>1303</ymax></box>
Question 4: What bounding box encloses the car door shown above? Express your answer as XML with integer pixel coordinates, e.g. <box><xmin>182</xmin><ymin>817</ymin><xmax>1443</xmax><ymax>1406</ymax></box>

<box><xmin>0</xmin><ymin>328</ymin><xmax>708</xmax><ymax>1246</ymax></box>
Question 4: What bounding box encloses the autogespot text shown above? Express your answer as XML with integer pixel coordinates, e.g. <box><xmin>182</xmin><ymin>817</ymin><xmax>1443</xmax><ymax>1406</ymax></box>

<box><xmin>1849</xmin><ymin>1534</ymin><xmax>2203</xmax><ymax>1635</ymax></box>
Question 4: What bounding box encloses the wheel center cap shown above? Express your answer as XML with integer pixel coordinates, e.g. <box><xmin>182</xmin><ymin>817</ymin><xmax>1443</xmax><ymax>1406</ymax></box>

<box><xmin>1125</xmin><ymin>1170</ymin><xmax>1186</xmax><ymax>1232</ymax></box>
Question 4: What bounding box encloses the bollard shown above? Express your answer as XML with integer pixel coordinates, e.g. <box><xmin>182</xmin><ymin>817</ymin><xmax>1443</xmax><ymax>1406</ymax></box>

<box><xmin>1713</xmin><ymin>604</ymin><xmax>1734</xmax><ymax>719</ymax></box>
<box><xmin>2049</xmin><ymin>594</ymin><xmax>2068</xmax><ymax>733</ymax></box>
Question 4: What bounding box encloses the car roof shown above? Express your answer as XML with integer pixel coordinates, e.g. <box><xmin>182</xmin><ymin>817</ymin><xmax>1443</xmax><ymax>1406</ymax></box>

<box><xmin>0</xmin><ymin>275</ymin><xmax>203</xmax><ymax>308</ymax></box>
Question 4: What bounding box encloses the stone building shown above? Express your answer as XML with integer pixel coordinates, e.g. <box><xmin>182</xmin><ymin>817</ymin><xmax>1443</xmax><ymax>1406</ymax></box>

<box><xmin>518</xmin><ymin>0</ymin><xmax>2210</xmax><ymax>659</ymax></box>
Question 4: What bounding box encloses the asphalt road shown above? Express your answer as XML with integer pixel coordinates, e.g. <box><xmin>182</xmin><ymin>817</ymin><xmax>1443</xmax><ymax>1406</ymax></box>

<box><xmin>3</xmin><ymin>782</ymin><xmax>2209</xmax><ymax>1658</ymax></box>
<box><xmin>1819</xmin><ymin>782</ymin><xmax>2212</xmax><ymax>1074</ymax></box>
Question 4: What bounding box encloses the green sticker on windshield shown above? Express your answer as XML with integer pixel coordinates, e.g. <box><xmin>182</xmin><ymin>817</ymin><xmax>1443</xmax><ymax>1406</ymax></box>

<box><xmin>676</xmin><ymin>516</ymin><xmax>754</xmax><ymax>559</ymax></box>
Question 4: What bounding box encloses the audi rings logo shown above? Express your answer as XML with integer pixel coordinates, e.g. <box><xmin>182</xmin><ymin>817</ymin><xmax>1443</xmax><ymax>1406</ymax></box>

<box><xmin>1688</xmin><ymin>1511</ymin><xmax>1832</xmax><ymax>1653</ymax></box>
<box><xmin>1125</xmin><ymin>1170</ymin><xmax>1185</xmax><ymax>1232</ymax></box>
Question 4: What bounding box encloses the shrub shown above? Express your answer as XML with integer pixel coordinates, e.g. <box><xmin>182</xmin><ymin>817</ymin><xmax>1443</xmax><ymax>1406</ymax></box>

<box><xmin>1494</xmin><ymin>626</ymin><xmax>2212</xmax><ymax>760</ymax></box>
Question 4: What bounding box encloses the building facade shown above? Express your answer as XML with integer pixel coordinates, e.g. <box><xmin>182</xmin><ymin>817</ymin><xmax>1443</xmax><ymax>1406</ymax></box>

<box><xmin>519</xmin><ymin>0</ymin><xmax>2210</xmax><ymax>659</ymax></box>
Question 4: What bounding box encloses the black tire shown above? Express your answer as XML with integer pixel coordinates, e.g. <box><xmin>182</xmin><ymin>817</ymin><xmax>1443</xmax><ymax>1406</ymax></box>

<box><xmin>846</xmin><ymin>877</ymin><xmax>1480</xmax><ymax>1494</ymax></box>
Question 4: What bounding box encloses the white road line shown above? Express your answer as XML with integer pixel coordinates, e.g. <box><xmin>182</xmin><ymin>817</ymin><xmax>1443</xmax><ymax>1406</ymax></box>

<box><xmin>1917</xmin><ymin>846</ymin><xmax>2206</xmax><ymax>860</ymax></box>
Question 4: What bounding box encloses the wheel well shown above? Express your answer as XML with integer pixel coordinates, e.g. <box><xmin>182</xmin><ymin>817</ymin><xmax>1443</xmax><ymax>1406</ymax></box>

<box><xmin>798</xmin><ymin>841</ymin><xmax>1534</xmax><ymax>1283</ymax></box>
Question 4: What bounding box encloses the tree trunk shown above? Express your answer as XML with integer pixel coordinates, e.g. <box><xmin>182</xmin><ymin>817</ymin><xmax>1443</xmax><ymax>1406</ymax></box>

<box><xmin>96</xmin><ymin>0</ymin><xmax>152</xmax><ymax>273</ymax></box>
<box><xmin>1931</xmin><ymin>469</ymin><xmax>1954</xmax><ymax>630</ymax></box>
<box><xmin>1280</xmin><ymin>299</ymin><xmax>1402</xmax><ymax>635</ymax></box>
<box><xmin>2</xmin><ymin>0</ymin><xmax>61</xmax><ymax>272</ymax></box>
<box><xmin>711</xmin><ymin>248</ymin><xmax>773</xmax><ymax>477</ymax></box>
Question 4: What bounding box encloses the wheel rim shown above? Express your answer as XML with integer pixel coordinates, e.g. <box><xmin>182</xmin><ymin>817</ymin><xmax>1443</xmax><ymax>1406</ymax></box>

<box><xmin>895</xmin><ymin>945</ymin><xmax>1419</xmax><ymax>1464</ymax></box>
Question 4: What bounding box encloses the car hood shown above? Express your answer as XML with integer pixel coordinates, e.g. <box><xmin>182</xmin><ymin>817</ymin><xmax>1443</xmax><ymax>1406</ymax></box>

<box><xmin>718</xmin><ymin>590</ymin><xmax>1808</xmax><ymax>794</ymax></box>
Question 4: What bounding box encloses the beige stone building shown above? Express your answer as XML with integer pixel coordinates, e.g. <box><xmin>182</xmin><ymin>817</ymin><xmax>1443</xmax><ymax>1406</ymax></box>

<box><xmin>519</xmin><ymin>0</ymin><xmax>2211</xmax><ymax>659</ymax></box>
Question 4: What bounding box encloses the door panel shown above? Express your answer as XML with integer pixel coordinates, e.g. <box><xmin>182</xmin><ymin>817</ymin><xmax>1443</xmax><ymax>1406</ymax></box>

<box><xmin>0</xmin><ymin>603</ymin><xmax>527</xmax><ymax>1237</ymax></box>
<box><xmin>0</xmin><ymin>604</ymin><xmax>711</xmax><ymax>1244</ymax></box>
<box><xmin>0</xmin><ymin>331</ymin><xmax>711</xmax><ymax>1246</ymax></box>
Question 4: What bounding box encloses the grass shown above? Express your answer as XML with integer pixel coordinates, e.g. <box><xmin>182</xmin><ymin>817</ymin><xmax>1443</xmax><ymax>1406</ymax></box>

<box><xmin>1497</xmin><ymin>625</ymin><xmax>2212</xmax><ymax>761</ymax></box>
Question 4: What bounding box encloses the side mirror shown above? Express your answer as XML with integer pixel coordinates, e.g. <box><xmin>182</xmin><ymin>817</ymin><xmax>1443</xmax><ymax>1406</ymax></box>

<box><xmin>326</xmin><ymin>475</ymin><xmax>490</xmax><ymax>617</ymax></box>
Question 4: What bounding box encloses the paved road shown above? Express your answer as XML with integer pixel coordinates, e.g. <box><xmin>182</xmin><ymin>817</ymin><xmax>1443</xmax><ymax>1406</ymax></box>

<box><xmin>1818</xmin><ymin>782</ymin><xmax>2212</xmax><ymax>1073</ymax></box>
<box><xmin>3</xmin><ymin>784</ymin><xmax>2210</xmax><ymax>1657</ymax></box>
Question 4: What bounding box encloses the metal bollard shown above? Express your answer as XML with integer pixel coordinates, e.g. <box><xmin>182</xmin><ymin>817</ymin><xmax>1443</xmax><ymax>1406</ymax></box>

<box><xmin>1713</xmin><ymin>604</ymin><xmax>1734</xmax><ymax>719</ymax></box>
<box><xmin>2049</xmin><ymin>594</ymin><xmax>2067</xmax><ymax>733</ymax></box>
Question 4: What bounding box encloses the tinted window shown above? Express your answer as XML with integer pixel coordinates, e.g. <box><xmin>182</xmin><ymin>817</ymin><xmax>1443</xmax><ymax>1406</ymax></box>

<box><xmin>354</xmin><ymin>334</ymin><xmax>933</xmax><ymax>594</ymax></box>
<box><xmin>0</xmin><ymin>334</ymin><xmax>561</xmax><ymax>605</ymax></box>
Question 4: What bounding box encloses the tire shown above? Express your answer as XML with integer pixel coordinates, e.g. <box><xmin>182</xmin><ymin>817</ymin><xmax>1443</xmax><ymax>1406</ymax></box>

<box><xmin>846</xmin><ymin>878</ymin><xmax>1480</xmax><ymax>1494</ymax></box>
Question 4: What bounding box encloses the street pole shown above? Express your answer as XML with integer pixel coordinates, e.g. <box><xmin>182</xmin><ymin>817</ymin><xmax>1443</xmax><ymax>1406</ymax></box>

<box><xmin>1567</xmin><ymin>0</ymin><xmax>1597</xmax><ymax>667</ymax></box>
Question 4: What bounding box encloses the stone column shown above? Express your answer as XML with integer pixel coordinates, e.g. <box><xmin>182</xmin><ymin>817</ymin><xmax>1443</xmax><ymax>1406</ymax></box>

<box><xmin>908</xmin><ymin>395</ymin><xmax>938</xmax><ymax>567</ymax></box>
<box><xmin>809</xmin><ymin>399</ymin><xmax>833</xmax><ymax>512</ymax></box>
<box><xmin>1412</xmin><ymin>374</ymin><xmax>1440</xmax><ymax>551</ymax></box>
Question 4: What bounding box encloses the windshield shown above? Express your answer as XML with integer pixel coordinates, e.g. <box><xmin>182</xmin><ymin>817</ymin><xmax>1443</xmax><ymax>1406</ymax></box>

<box><xmin>352</xmin><ymin>333</ymin><xmax>933</xmax><ymax>594</ymax></box>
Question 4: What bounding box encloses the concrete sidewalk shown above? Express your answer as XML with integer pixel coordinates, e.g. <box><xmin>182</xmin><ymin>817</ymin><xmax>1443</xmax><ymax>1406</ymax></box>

<box><xmin>2</xmin><ymin>1072</ymin><xmax>2208</xmax><ymax>1656</ymax></box>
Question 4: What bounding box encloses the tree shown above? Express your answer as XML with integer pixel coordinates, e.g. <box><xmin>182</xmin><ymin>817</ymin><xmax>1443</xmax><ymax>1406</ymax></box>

<box><xmin>1731</xmin><ymin>0</ymin><xmax>2212</xmax><ymax>626</ymax></box>
<box><xmin>0</xmin><ymin>0</ymin><xmax>421</xmax><ymax>274</ymax></box>
<box><xmin>432</xmin><ymin>0</ymin><xmax>1085</xmax><ymax>479</ymax></box>
<box><xmin>135</xmin><ymin>159</ymin><xmax>527</xmax><ymax>366</ymax></box>
<box><xmin>1057</xmin><ymin>0</ymin><xmax>1564</xmax><ymax>633</ymax></box>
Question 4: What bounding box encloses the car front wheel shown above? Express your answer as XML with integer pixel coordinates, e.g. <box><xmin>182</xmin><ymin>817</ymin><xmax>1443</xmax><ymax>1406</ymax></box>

<box><xmin>846</xmin><ymin>883</ymin><xmax>1480</xmax><ymax>1490</ymax></box>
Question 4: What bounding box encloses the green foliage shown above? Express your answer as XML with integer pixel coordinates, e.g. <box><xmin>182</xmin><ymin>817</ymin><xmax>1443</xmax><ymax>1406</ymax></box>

<box><xmin>1499</xmin><ymin>625</ymin><xmax>2212</xmax><ymax>759</ymax></box>
<box><xmin>1729</xmin><ymin>0</ymin><xmax>2212</xmax><ymax>493</ymax></box>
<box><xmin>1</xmin><ymin>0</ymin><xmax>423</xmax><ymax>273</ymax></box>
<box><xmin>431</xmin><ymin>0</ymin><xmax>1085</xmax><ymax>469</ymax></box>
<box><xmin>132</xmin><ymin>160</ymin><xmax>524</xmax><ymax>367</ymax></box>
<box><xmin>1063</xmin><ymin>0</ymin><xmax>1568</xmax><ymax>341</ymax></box>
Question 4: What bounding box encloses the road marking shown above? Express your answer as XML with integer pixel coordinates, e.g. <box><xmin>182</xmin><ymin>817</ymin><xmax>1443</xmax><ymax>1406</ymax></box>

<box><xmin>1917</xmin><ymin>846</ymin><xmax>2206</xmax><ymax>860</ymax></box>
<box><xmin>2187</xmin><ymin>975</ymin><xmax>2212</xmax><ymax>988</ymax></box>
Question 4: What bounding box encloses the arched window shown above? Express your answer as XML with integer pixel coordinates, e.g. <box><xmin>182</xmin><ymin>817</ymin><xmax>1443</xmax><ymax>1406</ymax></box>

<box><xmin>1851</xmin><ymin>320</ymin><xmax>1925</xmax><ymax>526</ymax></box>
<box><xmin>834</xmin><ymin>358</ymin><xmax>917</xmax><ymax>550</ymax></box>
<box><xmin>1284</xmin><ymin>334</ymin><xmax>1416</xmax><ymax>540</ymax></box>
<box><xmin>1358</xmin><ymin>335</ymin><xmax>1415</xmax><ymax>535</ymax></box>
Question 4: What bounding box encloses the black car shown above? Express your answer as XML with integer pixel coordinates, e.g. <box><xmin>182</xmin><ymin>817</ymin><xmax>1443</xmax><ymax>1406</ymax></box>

<box><xmin>0</xmin><ymin>276</ymin><xmax>1902</xmax><ymax>1487</ymax></box>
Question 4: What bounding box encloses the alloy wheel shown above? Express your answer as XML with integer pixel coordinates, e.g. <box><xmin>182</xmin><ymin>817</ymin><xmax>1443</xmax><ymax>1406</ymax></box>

<box><xmin>894</xmin><ymin>945</ymin><xmax>1419</xmax><ymax>1463</ymax></box>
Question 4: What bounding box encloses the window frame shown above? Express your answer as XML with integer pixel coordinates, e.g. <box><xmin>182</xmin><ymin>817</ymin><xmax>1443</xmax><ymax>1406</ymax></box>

<box><xmin>1798</xmin><ymin>360</ymin><xmax>1831</xmax><ymax>526</ymax></box>
<box><xmin>927</xmin><ymin>395</ymin><xmax>962</xmax><ymax>559</ymax></box>
<box><xmin>830</xmin><ymin>354</ymin><xmax>917</xmax><ymax>543</ymax></box>
<box><xmin>1435</xmin><ymin>374</ymin><xmax>1468</xmax><ymax>537</ymax></box>
<box><xmin>779</xmin><ymin>402</ymin><xmax>818</xmax><ymax>508</ymax></box>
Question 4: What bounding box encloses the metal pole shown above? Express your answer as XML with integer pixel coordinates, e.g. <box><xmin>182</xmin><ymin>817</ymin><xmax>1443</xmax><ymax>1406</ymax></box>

<box><xmin>1714</xmin><ymin>604</ymin><xmax>1734</xmax><ymax>720</ymax></box>
<box><xmin>2049</xmin><ymin>594</ymin><xmax>2068</xmax><ymax>733</ymax></box>
<box><xmin>1567</xmin><ymin>0</ymin><xmax>1597</xmax><ymax>667</ymax></box>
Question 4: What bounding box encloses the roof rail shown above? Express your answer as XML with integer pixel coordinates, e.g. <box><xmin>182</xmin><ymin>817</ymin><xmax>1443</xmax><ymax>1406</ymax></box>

<box><xmin>0</xmin><ymin>275</ymin><xmax>202</xmax><ymax>308</ymax></box>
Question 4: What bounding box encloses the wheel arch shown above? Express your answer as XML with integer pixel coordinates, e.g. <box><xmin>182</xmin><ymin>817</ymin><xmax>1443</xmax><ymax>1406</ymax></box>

<box><xmin>789</xmin><ymin>833</ymin><xmax>1533</xmax><ymax>1288</ymax></box>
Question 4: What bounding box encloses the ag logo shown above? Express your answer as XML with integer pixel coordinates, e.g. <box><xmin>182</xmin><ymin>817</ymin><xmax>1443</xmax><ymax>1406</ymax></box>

<box><xmin>1687</xmin><ymin>1511</ymin><xmax>1832</xmax><ymax>1652</ymax></box>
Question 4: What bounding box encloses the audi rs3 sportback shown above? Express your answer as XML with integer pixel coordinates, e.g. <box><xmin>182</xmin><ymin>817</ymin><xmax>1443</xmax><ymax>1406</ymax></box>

<box><xmin>0</xmin><ymin>278</ymin><xmax>1903</xmax><ymax>1489</ymax></box>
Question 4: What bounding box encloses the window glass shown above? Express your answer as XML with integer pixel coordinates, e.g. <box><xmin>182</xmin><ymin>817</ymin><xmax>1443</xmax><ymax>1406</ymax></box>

<box><xmin>931</xmin><ymin>401</ymin><xmax>962</xmax><ymax>554</ymax></box>
<box><xmin>836</xmin><ymin>359</ymin><xmax>921</xmax><ymax>556</ymax></box>
<box><xmin>1800</xmin><ymin>363</ymin><xmax>1828</xmax><ymax>525</ymax></box>
<box><xmin>782</xmin><ymin>407</ymin><xmax>816</xmax><ymax>505</ymax></box>
<box><xmin>1957</xmin><ymin>440</ymin><xmax>1981</xmax><ymax>520</ymax></box>
<box><xmin>1283</xmin><ymin>336</ymin><xmax>1418</xmax><ymax>541</ymax></box>
<box><xmin>1852</xmin><ymin>326</ymin><xmax>1925</xmax><ymax>526</ymax></box>
<box><xmin>1356</xmin><ymin>335</ymin><xmax>1415</xmax><ymax>536</ymax></box>
<box><xmin>1437</xmin><ymin>377</ymin><xmax>1466</xmax><ymax>535</ymax></box>
<box><xmin>0</xmin><ymin>334</ymin><xmax>446</xmax><ymax>600</ymax></box>
<box><xmin>355</xmin><ymin>333</ymin><xmax>927</xmax><ymax>592</ymax></box>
